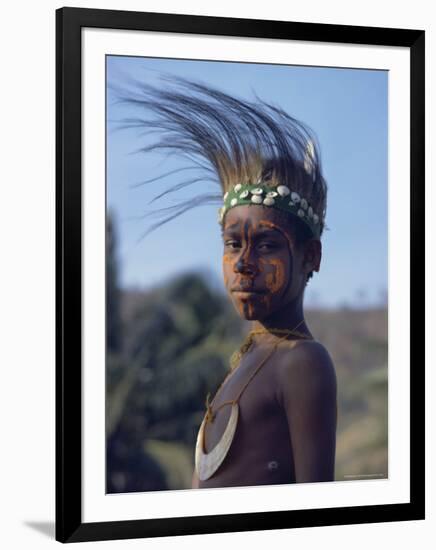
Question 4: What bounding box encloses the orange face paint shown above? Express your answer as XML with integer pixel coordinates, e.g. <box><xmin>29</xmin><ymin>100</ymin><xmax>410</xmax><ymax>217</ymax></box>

<box><xmin>258</xmin><ymin>220</ymin><xmax>294</xmax><ymax>251</ymax></box>
<box><xmin>221</xmin><ymin>206</ymin><xmax>301</xmax><ymax>322</ymax></box>
<box><xmin>264</xmin><ymin>259</ymin><xmax>286</xmax><ymax>293</ymax></box>
<box><xmin>222</xmin><ymin>253</ymin><xmax>232</xmax><ymax>288</ymax></box>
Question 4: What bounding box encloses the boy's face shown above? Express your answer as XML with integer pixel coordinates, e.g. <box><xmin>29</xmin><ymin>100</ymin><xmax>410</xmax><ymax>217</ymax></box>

<box><xmin>222</xmin><ymin>205</ymin><xmax>320</xmax><ymax>321</ymax></box>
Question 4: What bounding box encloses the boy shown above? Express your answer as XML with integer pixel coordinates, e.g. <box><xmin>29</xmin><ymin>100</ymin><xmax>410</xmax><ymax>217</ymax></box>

<box><xmin>194</xmin><ymin>193</ymin><xmax>336</xmax><ymax>488</ymax></box>
<box><xmin>121</xmin><ymin>75</ymin><xmax>337</xmax><ymax>489</ymax></box>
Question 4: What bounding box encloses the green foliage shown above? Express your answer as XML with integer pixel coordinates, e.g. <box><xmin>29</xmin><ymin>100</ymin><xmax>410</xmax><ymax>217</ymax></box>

<box><xmin>106</xmin><ymin>211</ymin><xmax>122</xmax><ymax>353</ymax></box>
<box><xmin>106</xmin><ymin>271</ymin><xmax>245</xmax><ymax>492</ymax></box>
<box><xmin>144</xmin><ymin>440</ymin><xmax>194</xmax><ymax>490</ymax></box>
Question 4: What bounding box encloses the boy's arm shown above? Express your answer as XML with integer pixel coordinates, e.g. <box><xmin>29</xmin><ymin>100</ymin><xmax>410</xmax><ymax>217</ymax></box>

<box><xmin>276</xmin><ymin>341</ymin><xmax>337</xmax><ymax>483</ymax></box>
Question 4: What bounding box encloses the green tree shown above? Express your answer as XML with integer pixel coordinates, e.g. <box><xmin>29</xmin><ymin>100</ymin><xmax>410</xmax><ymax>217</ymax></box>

<box><xmin>107</xmin><ymin>210</ymin><xmax>122</xmax><ymax>353</ymax></box>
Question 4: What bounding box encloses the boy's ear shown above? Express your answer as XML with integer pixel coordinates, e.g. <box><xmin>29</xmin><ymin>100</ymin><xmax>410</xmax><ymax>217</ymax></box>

<box><xmin>304</xmin><ymin>239</ymin><xmax>322</xmax><ymax>272</ymax></box>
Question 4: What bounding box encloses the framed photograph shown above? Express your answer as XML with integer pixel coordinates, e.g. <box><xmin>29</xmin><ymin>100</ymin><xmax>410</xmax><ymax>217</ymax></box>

<box><xmin>56</xmin><ymin>6</ymin><xmax>425</xmax><ymax>543</ymax></box>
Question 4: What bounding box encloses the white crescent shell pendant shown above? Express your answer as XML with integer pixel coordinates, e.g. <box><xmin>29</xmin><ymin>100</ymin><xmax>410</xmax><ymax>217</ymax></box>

<box><xmin>195</xmin><ymin>402</ymin><xmax>239</xmax><ymax>481</ymax></box>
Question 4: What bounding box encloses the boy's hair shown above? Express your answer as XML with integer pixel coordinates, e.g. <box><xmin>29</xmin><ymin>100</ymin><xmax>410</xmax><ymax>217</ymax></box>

<box><xmin>113</xmin><ymin>74</ymin><xmax>328</xmax><ymax>238</ymax></box>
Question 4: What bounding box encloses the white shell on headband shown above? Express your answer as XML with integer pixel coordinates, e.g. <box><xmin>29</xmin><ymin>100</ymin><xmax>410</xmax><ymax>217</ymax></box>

<box><xmin>277</xmin><ymin>185</ymin><xmax>290</xmax><ymax>197</ymax></box>
<box><xmin>218</xmin><ymin>207</ymin><xmax>226</xmax><ymax>223</ymax></box>
<box><xmin>222</xmin><ymin>184</ymin><xmax>321</xmax><ymax>235</ymax></box>
<box><xmin>263</xmin><ymin>197</ymin><xmax>275</xmax><ymax>206</ymax></box>
<box><xmin>304</xmin><ymin>140</ymin><xmax>315</xmax><ymax>175</ymax></box>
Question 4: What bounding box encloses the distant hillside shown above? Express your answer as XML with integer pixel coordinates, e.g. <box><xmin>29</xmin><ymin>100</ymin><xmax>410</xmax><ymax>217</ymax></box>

<box><xmin>306</xmin><ymin>307</ymin><xmax>388</xmax><ymax>481</ymax></box>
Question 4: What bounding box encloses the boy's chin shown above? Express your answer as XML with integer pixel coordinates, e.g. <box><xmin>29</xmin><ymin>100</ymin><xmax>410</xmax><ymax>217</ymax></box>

<box><xmin>239</xmin><ymin>311</ymin><xmax>259</xmax><ymax>321</ymax></box>
<box><xmin>231</xmin><ymin>300</ymin><xmax>267</xmax><ymax>321</ymax></box>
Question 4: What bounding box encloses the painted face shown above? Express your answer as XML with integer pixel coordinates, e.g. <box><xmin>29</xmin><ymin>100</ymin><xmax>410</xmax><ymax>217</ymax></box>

<box><xmin>222</xmin><ymin>205</ymin><xmax>309</xmax><ymax>321</ymax></box>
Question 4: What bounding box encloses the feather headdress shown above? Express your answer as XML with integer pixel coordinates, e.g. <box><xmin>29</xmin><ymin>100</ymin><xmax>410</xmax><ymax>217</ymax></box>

<box><xmin>112</xmin><ymin>74</ymin><xmax>328</xmax><ymax>239</ymax></box>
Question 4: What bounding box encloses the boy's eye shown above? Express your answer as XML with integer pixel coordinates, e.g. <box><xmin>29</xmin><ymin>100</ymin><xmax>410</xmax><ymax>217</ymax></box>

<box><xmin>224</xmin><ymin>240</ymin><xmax>241</xmax><ymax>249</ymax></box>
<box><xmin>257</xmin><ymin>241</ymin><xmax>277</xmax><ymax>252</ymax></box>
<box><xmin>224</xmin><ymin>240</ymin><xmax>279</xmax><ymax>251</ymax></box>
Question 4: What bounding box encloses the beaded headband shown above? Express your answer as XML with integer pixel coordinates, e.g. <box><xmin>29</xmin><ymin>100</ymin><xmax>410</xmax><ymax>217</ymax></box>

<box><xmin>218</xmin><ymin>183</ymin><xmax>322</xmax><ymax>239</ymax></box>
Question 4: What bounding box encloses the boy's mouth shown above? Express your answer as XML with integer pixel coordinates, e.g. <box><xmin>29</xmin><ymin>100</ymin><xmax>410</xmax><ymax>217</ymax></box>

<box><xmin>232</xmin><ymin>287</ymin><xmax>266</xmax><ymax>295</ymax></box>
<box><xmin>231</xmin><ymin>277</ymin><xmax>267</xmax><ymax>294</ymax></box>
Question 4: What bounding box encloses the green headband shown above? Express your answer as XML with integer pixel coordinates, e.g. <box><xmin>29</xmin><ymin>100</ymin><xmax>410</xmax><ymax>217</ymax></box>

<box><xmin>218</xmin><ymin>183</ymin><xmax>322</xmax><ymax>239</ymax></box>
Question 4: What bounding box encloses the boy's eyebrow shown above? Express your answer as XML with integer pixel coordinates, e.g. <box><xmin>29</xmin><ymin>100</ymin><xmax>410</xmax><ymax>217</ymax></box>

<box><xmin>223</xmin><ymin>226</ymin><xmax>284</xmax><ymax>239</ymax></box>
<box><xmin>223</xmin><ymin>221</ymin><xmax>287</xmax><ymax>239</ymax></box>
<box><xmin>258</xmin><ymin>220</ymin><xmax>293</xmax><ymax>247</ymax></box>
<box><xmin>222</xmin><ymin>229</ymin><xmax>241</xmax><ymax>240</ymax></box>
<box><xmin>257</xmin><ymin>223</ymin><xmax>286</xmax><ymax>237</ymax></box>
<box><xmin>222</xmin><ymin>222</ymin><xmax>241</xmax><ymax>236</ymax></box>
<box><xmin>258</xmin><ymin>221</ymin><xmax>281</xmax><ymax>231</ymax></box>
<box><xmin>224</xmin><ymin>222</ymin><xmax>240</xmax><ymax>231</ymax></box>
<box><xmin>256</xmin><ymin>227</ymin><xmax>281</xmax><ymax>235</ymax></box>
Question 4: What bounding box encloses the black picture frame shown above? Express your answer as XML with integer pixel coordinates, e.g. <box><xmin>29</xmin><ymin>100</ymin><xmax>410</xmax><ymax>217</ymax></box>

<box><xmin>56</xmin><ymin>6</ymin><xmax>425</xmax><ymax>543</ymax></box>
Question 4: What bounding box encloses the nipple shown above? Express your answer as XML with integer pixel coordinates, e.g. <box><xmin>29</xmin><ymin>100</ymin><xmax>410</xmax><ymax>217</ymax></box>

<box><xmin>267</xmin><ymin>460</ymin><xmax>279</xmax><ymax>471</ymax></box>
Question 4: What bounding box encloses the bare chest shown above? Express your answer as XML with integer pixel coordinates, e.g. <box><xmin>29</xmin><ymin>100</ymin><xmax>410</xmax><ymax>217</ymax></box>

<box><xmin>201</xmin><ymin>349</ymin><xmax>281</xmax><ymax>453</ymax></box>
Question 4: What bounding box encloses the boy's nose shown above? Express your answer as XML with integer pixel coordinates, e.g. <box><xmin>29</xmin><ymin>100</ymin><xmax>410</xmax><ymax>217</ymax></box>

<box><xmin>234</xmin><ymin>250</ymin><xmax>257</xmax><ymax>275</ymax></box>
<box><xmin>234</xmin><ymin>258</ymin><xmax>255</xmax><ymax>275</ymax></box>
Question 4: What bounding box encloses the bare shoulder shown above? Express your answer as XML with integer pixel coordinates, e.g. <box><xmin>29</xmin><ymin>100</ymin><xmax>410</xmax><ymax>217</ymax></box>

<box><xmin>273</xmin><ymin>340</ymin><xmax>337</xmax><ymax>406</ymax></box>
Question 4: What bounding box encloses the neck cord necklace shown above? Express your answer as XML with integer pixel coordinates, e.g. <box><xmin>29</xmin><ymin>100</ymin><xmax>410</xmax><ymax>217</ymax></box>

<box><xmin>228</xmin><ymin>324</ymin><xmax>310</xmax><ymax>372</ymax></box>
<box><xmin>195</xmin><ymin>319</ymin><xmax>312</xmax><ymax>481</ymax></box>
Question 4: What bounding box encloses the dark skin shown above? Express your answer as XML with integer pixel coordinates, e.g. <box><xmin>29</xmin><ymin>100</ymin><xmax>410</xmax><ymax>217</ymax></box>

<box><xmin>192</xmin><ymin>205</ymin><xmax>337</xmax><ymax>489</ymax></box>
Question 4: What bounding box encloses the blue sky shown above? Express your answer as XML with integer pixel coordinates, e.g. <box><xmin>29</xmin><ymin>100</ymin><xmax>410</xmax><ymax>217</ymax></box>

<box><xmin>107</xmin><ymin>56</ymin><xmax>388</xmax><ymax>308</ymax></box>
